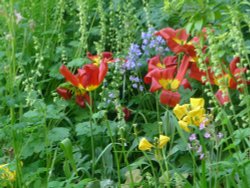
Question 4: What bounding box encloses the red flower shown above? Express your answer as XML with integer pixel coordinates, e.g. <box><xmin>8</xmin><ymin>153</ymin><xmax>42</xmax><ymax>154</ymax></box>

<box><xmin>122</xmin><ymin>107</ymin><xmax>131</xmax><ymax>121</ymax></box>
<box><xmin>160</xmin><ymin>90</ymin><xmax>181</xmax><ymax>107</ymax></box>
<box><xmin>75</xmin><ymin>93</ymin><xmax>91</xmax><ymax>108</ymax></box>
<box><xmin>87</xmin><ymin>52</ymin><xmax>114</xmax><ymax>65</ymax></box>
<box><xmin>60</xmin><ymin>59</ymin><xmax>108</xmax><ymax>91</ymax></box>
<box><xmin>148</xmin><ymin>55</ymin><xmax>177</xmax><ymax>72</ymax></box>
<box><xmin>56</xmin><ymin>88</ymin><xmax>72</xmax><ymax>100</ymax></box>
<box><xmin>215</xmin><ymin>90</ymin><xmax>230</xmax><ymax>105</ymax></box>
<box><xmin>181</xmin><ymin>78</ymin><xmax>192</xmax><ymax>90</ymax></box>
<box><xmin>189</xmin><ymin>62</ymin><xmax>215</xmax><ymax>84</ymax></box>
<box><xmin>155</xmin><ymin>27</ymin><xmax>196</xmax><ymax>60</ymax></box>
<box><xmin>144</xmin><ymin>55</ymin><xmax>190</xmax><ymax>107</ymax></box>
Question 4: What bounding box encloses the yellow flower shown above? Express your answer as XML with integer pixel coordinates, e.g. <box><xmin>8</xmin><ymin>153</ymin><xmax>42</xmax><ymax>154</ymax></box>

<box><xmin>173</xmin><ymin>104</ymin><xmax>189</xmax><ymax>120</ymax></box>
<box><xmin>190</xmin><ymin>98</ymin><xmax>204</xmax><ymax>109</ymax></box>
<box><xmin>138</xmin><ymin>138</ymin><xmax>153</xmax><ymax>151</ymax></box>
<box><xmin>173</xmin><ymin>98</ymin><xmax>207</xmax><ymax>132</ymax></box>
<box><xmin>187</xmin><ymin>107</ymin><xmax>205</xmax><ymax>126</ymax></box>
<box><xmin>157</xmin><ymin>135</ymin><xmax>170</xmax><ymax>149</ymax></box>
<box><xmin>178</xmin><ymin>120</ymin><xmax>191</xmax><ymax>132</ymax></box>
<box><xmin>0</xmin><ymin>164</ymin><xmax>16</xmax><ymax>184</ymax></box>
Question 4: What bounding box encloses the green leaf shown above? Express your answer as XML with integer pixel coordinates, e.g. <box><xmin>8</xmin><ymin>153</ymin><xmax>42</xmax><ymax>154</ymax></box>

<box><xmin>48</xmin><ymin>127</ymin><xmax>70</xmax><ymax>142</ymax></box>
<box><xmin>67</xmin><ymin>58</ymin><xmax>85</xmax><ymax>68</ymax></box>
<box><xmin>60</xmin><ymin>138</ymin><xmax>77</xmax><ymax>175</ymax></box>
<box><xmin>92</xmin><ymin>110</ymin><xmax>106</xmax><ymax>120</ymax></box>
<box><xmin>75</xmin><ymin>122</ymin><xmax>104</xmax><ymax>136</ymax></box>
<box><xmin>194</xmin><ymin>19</ymin><xmax>203</xmax><ymax>31</ymax></box>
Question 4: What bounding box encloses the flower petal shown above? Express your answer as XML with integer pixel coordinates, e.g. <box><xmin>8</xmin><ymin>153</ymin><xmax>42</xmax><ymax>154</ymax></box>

<box><xmin>173</xmin><ymin>104</ymin><xmax>189</xmax><ymax>120</ymax></box>
<box><xmin>160</xmin><ymin>90</ymin><xmax>180</xmax><ymax>107</ymax></box>
<box><xmin>157</xmin><ymin>135</ymin><xmax>170</xmax><ymax>149</ymax></box>
<box><xmin>138</xmin><ymin>138</ymin><xmax>153</xmax><ymax>151</ymax></box>
<box><xmin>60</xmin><ymin>65</ymin><xmax>79</xmax><ymax>87</ymax></box>
<box><xmin>190</xmin><ymin>98</ymin><xmax>205</xmax><ymax>109</ymax></box>
<box><xmin>215</xmin><ymin>90</ymin><xmax>229</xmax><ymax>105</ymax></box>
<box><xmin>56</xmin><ymin>88</ymin><xmax>72</xmax><ymax>100</ymax></box>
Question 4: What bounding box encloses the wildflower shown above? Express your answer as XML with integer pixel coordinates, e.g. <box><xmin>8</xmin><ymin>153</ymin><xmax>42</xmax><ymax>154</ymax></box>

<box><xmin>138</xmin><ymin>135</ymin><xmax>170</xmax><ymax>151</ymax></box>
<box><xmin>60</xmin><ymin>59</ymin><xmax>108</xmax><ymax>92</ymax></box>
<box><xmin>124</xmin><ymin>44</ymin><xmax>142</xmax><ymax>70</ymax></box>
<box><xmin>217</xmin><ymin>132</ymin><xmax>223</xmax><ymax>139</ymax></box>
<box><xmin>189</xmin><ymin>134</ymin><xmax>197</xmax><ymax>141</ymax></box>
<box><xmin>199</xmin><ymin>123</ymin><xmax>205</xmax><ymax>130</ymax></box>
<box><xmin>138</xmin><ymin>138</ymin><xmax>153</xmax><ymax>151</ymax></box>
<box><xmin>197</xmin><ymin>145</ymin><xmax>202</xmax><ymax>154</ymax></box>
<box><xmin>87</xmin><ymin>52</ymin><xmax>114</xmax><ymax>66</ymax></box>
<box><xmin>139</xmin><ymin>85</ymin><xmax>144</xmax><ymax>91</ymax></box>
<box><xmin>173</xmin><ymin>98</ymin><xmax>208</xmax><ymax>132</ymax></box>
<box><xmin>155</xmin><ymin>27</ymin><xmax>196</xmax><ymax>60</ymax></box>
<box><xmin>122</xmin><ymin>107</ymin><xmax>131</xmax><ymax>121</ymax></box>
<box><xmin>157</xmin><ymin>135</ymin><xmax>170</xmax><ymax>149</ymax></box>
<box><xmin>144</xmin><ymin>55</ymin><xmax>191</xmax><ymax>107</ymax></box>
<box><xmin>214</xmin><ymin>57</ymin><xmax>250</xmax><ymax>105</ymax></box>
<box><xmin>75</xmin><ymin>93</ymin><xmax>91</xmax><ymax>108</ymax></box>
<box><xmin>204</xmin><ymin>132</ymin><xmax>211</xmax><ymax>139</ymax></box>
<box><xmin>199</xmin><ymin>153</ymin><xmax>205</xmax><ymax>160</ymax></box>
<box><xmin>56</xmin><ymin>88</ymin><xmax>72</xmax><ymax>100</ymax></box>
<box><xmin>14</xmin><ymin>10</ymin><xmax>23</xmax><ymax>24</ymax></box>
<box><xmin>0</xmin><ymin>164</ymin><xmax>16</xmax><ymax>185</ymax></box>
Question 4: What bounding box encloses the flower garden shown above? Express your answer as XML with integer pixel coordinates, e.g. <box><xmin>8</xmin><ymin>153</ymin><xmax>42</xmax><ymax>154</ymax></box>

<box><xmin>0</xmin><ymin>0</ymin><xmax>250</xmax><ymax>187</ymax></box>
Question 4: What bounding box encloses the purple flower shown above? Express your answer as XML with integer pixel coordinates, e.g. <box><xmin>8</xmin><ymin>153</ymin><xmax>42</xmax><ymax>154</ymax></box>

<box><xmin>124</xmin><ymin>43</ymin><xmax>142</xmax><ymax>70</ymax></box>
<box><xmin>108</xmin><ymin>93</ymin><xmax>115</xmax><ymax>98</ymax></box>
<box><xmin>132</xmin><ymin>83</ymin><xmax>138</xmax><ymax>89</ymax></box>
<box><xmin>204</xmin><ymin>132</ymin><xmax>211</xmax><ymax>139</ymax></box>
<box><xmin>199</xmin><ymin>123</ymin><xmax>205</xmax><ymax>130</ymax></box>
<box><xmin>217</xmin><ymin>132</ymin><xmax>223</xmax><ymax>139</ymax></box>
<box><xmin>189</xmin><ymin>134</ymin><xmax>197</xmax><ymax>141</ymax></box>
<box><xmin>197</xmin><ymin>145</ymin><xmax>202</xmax><ymax>154</ymax></box>
<box><xmin>139</xmin><ymin>85</ymin><xmax>144</xmax><ymax>91</ymax></box>
<box><xmin>199</xmin><ymin>153</ymin><xmax>205</xmax><ymax>160</ymax></box>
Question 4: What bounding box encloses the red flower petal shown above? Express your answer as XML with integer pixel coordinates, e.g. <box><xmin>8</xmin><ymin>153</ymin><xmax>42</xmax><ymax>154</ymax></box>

<box><xmin>160</xmin><ymin>90</ymin><xmax>180</xmax><ymax>107</ymax></box>
<box><xmin>122</xmin><ymin>107</ymin><xmax>131</xmax><ymax>121</ymax></box>
<box><xmin>175</xmin><ymin>55</ymin><xmax>191</xmax><ymax>82</ymax></box>
<box><xmin>60</xmin><ymin>65</ymin><xmax>79</xmax><ymax>87</ymax></box>
<box><xmin>56</xmin><ymin>88</ymin><xmax>72</xmax><ymax>100</ymax></box>
<box><xmin>229</xmin><ymin>57</ymin><xmax>240</xmax><ymax>73</ymax></box>
<box><xmin>98</xmin><ymin>59</ymin><xmax>108</xmax><ymax>84</ymax></box>
<box><xmin>215</xmin><ymin>90</ymin><xmax>229</xmax><ymax>105</ymax></box>
<box><xmin>181</xmin><ymin>79</ymin><xmax>192</xmax><ymax>90</ymax></box>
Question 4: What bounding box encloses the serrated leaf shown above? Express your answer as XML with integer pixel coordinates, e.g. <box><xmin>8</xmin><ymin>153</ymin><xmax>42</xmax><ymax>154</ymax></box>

<box><xmin>67</xmin><ymin>58</ymin><xmax>84</xmax><ymax>68</ymax></box>
<box><xmin>48</xmin><ymin>127</ymin><xmax>70</xmax><ymax>142</ymax></box>
<box><xmin>75</xmin><ymin>122</ymin><xmax>104</xmax><ymax>136</ymax></box>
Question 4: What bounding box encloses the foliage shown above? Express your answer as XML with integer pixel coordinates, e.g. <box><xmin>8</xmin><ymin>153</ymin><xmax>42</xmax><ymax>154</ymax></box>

<box><xmin>0</xmin><ymin>0</ymin><xmax>250</xmax><ymax>187</ymax></box>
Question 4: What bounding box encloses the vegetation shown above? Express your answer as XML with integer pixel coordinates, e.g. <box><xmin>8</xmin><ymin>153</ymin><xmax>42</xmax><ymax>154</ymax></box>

<box><xmin>0</xmin><ymin>0</ymin><xmax>250</xmax><ymax>187</ymax></box>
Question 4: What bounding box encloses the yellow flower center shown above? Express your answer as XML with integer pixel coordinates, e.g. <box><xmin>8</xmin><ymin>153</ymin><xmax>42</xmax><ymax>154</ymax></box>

<box><xmin>156</xmin><ymin>63</ymin><xmax>166</xmax><ymax>69</ymax></box>
<box><xmin>86</xmin><ymin>85</ymin><xmax>99</xmax><ymax>91</ymax></box>
<box><xmin>158</xmin><ymin>79</ymin><xmax>180</xmax><ymax>90</ymax></box>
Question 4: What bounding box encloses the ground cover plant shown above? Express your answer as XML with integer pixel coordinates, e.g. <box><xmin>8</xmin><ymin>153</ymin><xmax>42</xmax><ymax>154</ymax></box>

<box><xmin>0</xmin><ymin>0</ymin><xmax>250</xmax><ymax>187</ymax></box>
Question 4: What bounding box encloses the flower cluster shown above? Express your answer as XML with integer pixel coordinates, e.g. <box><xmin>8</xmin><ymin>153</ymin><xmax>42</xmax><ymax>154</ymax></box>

<box><xmin>0</xmin><ymin>164</ymin><xmax>16</xmax><ymax>186</ymax></box>
<box><xmin>123</xmin><ymin>44</ymin><xmax>142</xmax><ymax>70</ymax></box>
<box><xmin>57</xmin><ymin>52</ymin><xmax>113</xmax><ymax>107</ymax></box>
<box><xmin>138</xmin><ymin>135</ymin><xmax>170</xmax><ymax>151</ymax></box>
<box><xmin>173</xmin><ymin>98</ymin><xmax>208</xmax><ymax>132</ymax></box>
<box><xmin>144</xmin><ymin>27</ymin><xmax>203</xmax><ymax>107</ymax></box>
<box><xmin>188</xmin><ymin>134</ymin><xmax>205</xmax><ymax>160</ymax></box>
<box><xmin>190</xmin><ymin>56</ymin><xmax>250</xmax><ymax>104</ymax></box>
<box><xmin>144</xmin><ymin>27</ymin><xmax>250</xmax><ymax>106</ymax></box>
<box><xmin>129</xmin><ymin>75</ymin><xmax>144</xmax><ymax>91</ymax></box>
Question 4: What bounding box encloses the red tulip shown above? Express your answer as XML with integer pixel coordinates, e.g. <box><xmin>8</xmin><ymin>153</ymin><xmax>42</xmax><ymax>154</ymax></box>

<box><xmin>56</xmin><ymin>88</ymin><xmax>72</xmax><ymax>100</ymax></box>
